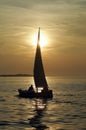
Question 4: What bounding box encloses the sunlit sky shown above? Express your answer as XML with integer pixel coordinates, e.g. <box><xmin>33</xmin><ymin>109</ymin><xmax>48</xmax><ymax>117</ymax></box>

<box><xmin>0</xmin><ymin>0</ymin><xmax>86</xmax><ymax>76</ymax></box>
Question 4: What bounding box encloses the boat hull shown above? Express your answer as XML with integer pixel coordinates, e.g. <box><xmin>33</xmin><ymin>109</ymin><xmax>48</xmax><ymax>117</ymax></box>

<box><xmin>18</xmin><ymin>89</ymin><xmax>53</xmax><ymax>99</ymax></box>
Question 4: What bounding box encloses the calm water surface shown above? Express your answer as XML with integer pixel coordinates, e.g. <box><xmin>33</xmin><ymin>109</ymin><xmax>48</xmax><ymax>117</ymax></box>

<box><xmin>0</xmin><ymin>76</ymin><xmax>86</xmax><ymax>130</ymax></box>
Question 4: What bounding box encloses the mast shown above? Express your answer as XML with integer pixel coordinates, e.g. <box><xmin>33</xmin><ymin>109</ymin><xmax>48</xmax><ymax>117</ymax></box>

<box><xmin>34</xmin><ymin>28</ymin><xmax>48</xmax><ymax>91</ymax></box>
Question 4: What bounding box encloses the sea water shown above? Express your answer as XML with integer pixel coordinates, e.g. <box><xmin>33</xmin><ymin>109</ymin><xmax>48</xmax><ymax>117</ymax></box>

<box><xmin>0</xmin><ymin>76</ymin><xmax>86</xmax><ymax>130</ymax></box>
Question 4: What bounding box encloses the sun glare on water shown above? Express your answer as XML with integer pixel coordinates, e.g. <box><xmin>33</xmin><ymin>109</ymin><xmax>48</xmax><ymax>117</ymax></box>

<box><xmin>31</xmin><ymin>32</ymin><xmax>47</xmax><ymax>47</ymax></box>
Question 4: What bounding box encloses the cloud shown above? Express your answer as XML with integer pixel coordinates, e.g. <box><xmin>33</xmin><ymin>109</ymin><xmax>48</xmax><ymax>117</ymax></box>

<box><xmin>0</xmin><ymin>0</ymin><xmax>34</xmax><ymax>10</ymax></box>
<box><xmin>0</xmin><ymin>0</ymin><xmax>86</xmax><ymax>75</ymax></box>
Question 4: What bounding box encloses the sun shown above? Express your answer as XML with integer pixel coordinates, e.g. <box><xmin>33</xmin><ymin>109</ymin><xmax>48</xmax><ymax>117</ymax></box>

<box><xmin>31</xmin><ymin>32</ymin><xmax>47</xmax><ymax>47</ymax></box>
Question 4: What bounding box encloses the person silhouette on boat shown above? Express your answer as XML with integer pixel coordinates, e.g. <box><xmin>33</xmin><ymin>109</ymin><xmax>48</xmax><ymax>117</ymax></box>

<box><xmin>28</xmin><ymin>85</ymin><xmax>34</xmax><ymax>93</ymax></box>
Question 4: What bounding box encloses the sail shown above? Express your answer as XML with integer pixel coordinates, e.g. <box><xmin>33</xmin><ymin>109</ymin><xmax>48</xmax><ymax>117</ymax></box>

<box><xmin>34</xmin><ymin>28</ymin><xmax>48</xmax><ymax>91</ymax></box>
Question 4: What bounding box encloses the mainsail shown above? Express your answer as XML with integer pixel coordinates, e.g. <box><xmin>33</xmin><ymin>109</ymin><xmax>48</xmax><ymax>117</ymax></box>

<box><xmin>34</xmin><ymin>28</ymin><xmax>48</xmax><ymax>91</ymax></box>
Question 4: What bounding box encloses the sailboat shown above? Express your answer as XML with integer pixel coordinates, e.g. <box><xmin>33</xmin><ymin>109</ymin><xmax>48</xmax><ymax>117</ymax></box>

<box><xmin>18</xmin><ymin>28</ymin><xmax>53</xmax><ymax>98</ymax></box>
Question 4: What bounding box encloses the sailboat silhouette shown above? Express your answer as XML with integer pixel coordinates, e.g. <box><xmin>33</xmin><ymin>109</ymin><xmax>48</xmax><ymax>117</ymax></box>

<box><xmin>34</xmin><ymin>28</ymin><xmax>48</xmax><ymax>92</ymax></box>
<box><xmin>18</xmin><ymin>28</ymin><xmax>53</xmax><ymax>98</ymax></box>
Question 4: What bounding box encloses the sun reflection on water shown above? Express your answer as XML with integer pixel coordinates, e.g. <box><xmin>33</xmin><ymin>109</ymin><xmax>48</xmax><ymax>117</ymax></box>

<box><xmin>28</xmin><ymin>99</ymin><xmax>49</xmax><ymax>130</ymax></box>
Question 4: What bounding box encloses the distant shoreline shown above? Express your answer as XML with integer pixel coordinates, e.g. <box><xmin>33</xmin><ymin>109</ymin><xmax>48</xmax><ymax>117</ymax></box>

<box><xmin>0</xmin><ymin>75</ymin><xmax>86</xmax><ymax>78</ymax></box>
<box><xmin>0</xmin><ymin>74</ymin><xmax>33</xmax><ymax>77</ymax></box>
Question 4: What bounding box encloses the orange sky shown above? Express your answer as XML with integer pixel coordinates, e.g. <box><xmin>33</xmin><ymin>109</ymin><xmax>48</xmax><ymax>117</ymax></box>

<box><xmin>0</xmin><ymin>0</ymin><xmax>86</xmax><ymax>76</ymax></box>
